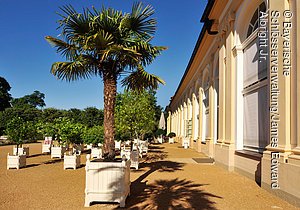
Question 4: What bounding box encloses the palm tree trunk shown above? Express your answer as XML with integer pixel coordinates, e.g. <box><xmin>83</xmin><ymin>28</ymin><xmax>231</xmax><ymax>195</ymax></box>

<box><xmin>103</xmin><ymin>73</ymin><xmax>117</xmax><ymax>160</ymax></box>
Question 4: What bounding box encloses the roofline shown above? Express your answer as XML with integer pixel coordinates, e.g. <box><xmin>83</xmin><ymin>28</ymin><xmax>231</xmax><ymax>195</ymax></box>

<box><xmin>168</xmin><ymin>0</ymin><xmax>216</xmax><ymax>109</ymax></box>
<box><xmin>201</xmin><ymin>0</ymin><xmax>215</xmax><ymax>22</ymax></box>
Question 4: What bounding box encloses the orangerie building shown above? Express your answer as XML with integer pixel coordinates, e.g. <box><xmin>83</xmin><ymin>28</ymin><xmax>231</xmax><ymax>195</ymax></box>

<box><xmin>167</xmin><ymin>0</ymin><xmax>300</xmax><ymax>206</ymax></box>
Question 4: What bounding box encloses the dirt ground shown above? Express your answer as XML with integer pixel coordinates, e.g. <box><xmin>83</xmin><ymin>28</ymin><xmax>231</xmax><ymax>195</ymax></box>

<box><xmin>0</xmin><ymin>142</ymin><xmax>298</xmax><ymax>210</ymax></box>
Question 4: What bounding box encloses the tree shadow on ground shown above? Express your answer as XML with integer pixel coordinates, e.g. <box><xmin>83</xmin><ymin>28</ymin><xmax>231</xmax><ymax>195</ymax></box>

<box><xmin>142</xmin><ymin>152</ymin><xmax>168</xmax><ymax>164</ymax></box>
<box><xmin>28</xmin><ymin>153</ymin><xmax>45</xmax><ymax>158</ymax></box>
<box><xmin>148</xmin><ymin>145</ymin><xmax>165</xmax><ymax>150</ymax></box>
<box><xmin>110</xmin><ymin>160</ymin><xmax>184</xmax><ymax>209</ymax></box>
<box><xmin>25</xmin><ymin>163</ymin><xmax>40</xmax><ymax>168</ymax></box>
<box><xmin>77</xmin><ymin>164</ymin><xmax>85</xmax><ymax>169</ymax></box>
<box><xmin>116</xmin><ymin>143</ymin><xmax>222</xmax><ymax>210</ymax></box>
<box><xmin>124</xmin><ymin>178</ymin><xmax>222</xmax><ymax>210</ymax></box>
<box><xmin>43</xmin><ymin>158</ymin><xmax>63</xmax><ymax>164</ymax></box>
<box><xmin>81</xmin><ymin>149</ymin><xmax>91</xmax><ymax>154</ymax></box>
<box><xmin>141</xmin><ymin>146</ymin><xmax>168</xmax><ymax>164</ymax></box>
<box><xmin>89</xmin><ymin>144</ymin><xmax>222</xmax><ymax>209</ymax></box>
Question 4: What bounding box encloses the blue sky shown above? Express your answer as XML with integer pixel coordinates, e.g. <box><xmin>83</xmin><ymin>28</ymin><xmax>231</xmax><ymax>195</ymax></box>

<box><xmin>0</xmin><ymin>0</ymin><xmax>206</xmax><ymax>110</ymax></box>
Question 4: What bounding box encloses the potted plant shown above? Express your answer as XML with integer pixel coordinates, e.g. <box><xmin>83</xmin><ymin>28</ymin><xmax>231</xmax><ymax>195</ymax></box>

<box><xmin>53</xmin><ymin>118</ymin><xmax>84</xmax><ymax>160</ymax></box>
<box><xmin>64</xmin><ymin>151</ymin><xmax>81</xmax><ymax>170</ymax></box>
<box><xmin>61</xmin><ymin>121</ymin><xmax>84</xmax><ymax>169</ymax></box>
<box><xmin>156</xmin><ymin>129</ymin><xmax>166</xmax><ymax>144</ymax></box>
<box><xmin>46</xmin><ymin>2</ymin><xmax>165</xmax><ymax>207</ymax></box>
<box><xmin>6</xmin><ymin>117</ymin><xmax>27</xmax><ymax>169</ymax></box>
<box><xmin>168</xmin><ymin>132</ymin><xmax>176</xmax><ymax>144</ymax></box>
<box><xmin>82</xmin><ymin>126</ymin><xmax>104</xmax><ymax>159</ymax></box>
<box><xmin>50</xmin><ymin>118</ymin><xmax>70</xmax><ymax>158</ymax></box>
<box><xmin>37</xmin><ymin>122</ymin><xmax>56</xmax><ymax>153</ymax></box>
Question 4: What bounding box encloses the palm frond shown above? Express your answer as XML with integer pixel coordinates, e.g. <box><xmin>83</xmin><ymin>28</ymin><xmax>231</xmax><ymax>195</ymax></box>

<box><xmin>121</xmin><ymin>66</ymin><xmax>165</xmax><ymax>92</ymax></box>
<box><xmin>100</xmin><ymin>45</ymin><xmax>140</xmax><ymax>64</ymax></box>
<box><xmin>85</xmin><ymin>30</ymin><xmax>114</xmax><ymax>51</ymax></box>
<box><xmin>134</xmin><ymin>41</ymin><xmax>167</xmax><ymax>66</ymax></box>
<box><xmin>51</xmin><ymin>55</ymin><xmax>98</xmax><ymax>81</ymax></box>
<box><xmin>126</xmin><ymin>2</ymin><xmax>157</xmax><ymax>40</ymax></box>
<box><xmin>91</xmin><ymin>6</ymin><xmax>123</xmax><ymax>36</ymax></box>
<box><xmin>47</xmin><ymin>3</ymin><xmax>166</xmax><ymax>87</ymax></box>
<box><xmin>57</xmin><ymin>5</ymin><xmax>91</xmax><ymax>42</ymax></box>
<box><xmin>45</xmin><ymin>36</ymin><xmax>78</xmax><ymax>60</ymax></box>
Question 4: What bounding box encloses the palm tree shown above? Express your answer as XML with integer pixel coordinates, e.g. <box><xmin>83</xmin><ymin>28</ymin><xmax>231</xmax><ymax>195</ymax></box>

<box><xmin>45</xmin><ymin>3</ymin><xmax>166</xmax><ymax>160</ymax></box>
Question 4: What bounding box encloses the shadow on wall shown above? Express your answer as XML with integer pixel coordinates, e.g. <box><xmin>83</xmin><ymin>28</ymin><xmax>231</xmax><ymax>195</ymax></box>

<box><xmin>255</xmin><ymin>161</ymin><xmax>261</xmax><ymax>186</ymax></box>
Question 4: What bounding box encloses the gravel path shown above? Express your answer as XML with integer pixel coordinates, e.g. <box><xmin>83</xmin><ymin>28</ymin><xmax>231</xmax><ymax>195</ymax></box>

<box><xmin>0</xmin><ymin>142</ymin><xmax>298</xmax><ymax>209</ymax></box>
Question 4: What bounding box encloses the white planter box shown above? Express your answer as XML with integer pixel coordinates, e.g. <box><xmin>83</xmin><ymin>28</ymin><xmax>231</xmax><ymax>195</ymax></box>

<box><xmin>13</xmin><ymin>146</ymin><xmax>29</xmax><ymax>157</ymax></box>
<box><xmin>64</xmin><ymin>154</ymin><xmax>81</xmax><ymax>170</ymax></box>
<box><xmin>169</xmin><ymin>137</ymin><xmax>174</xmax><ymax>144</ymax></box>
<box><xmin>158</xmin><ymin>137</ymin><xmax>163</xmax><ymax>144</ymax></box>
<box><xmin>138</xmin><ymin>140</ymin><xmax>148</xmax><ymax>156</ymax></box>
<box><xmin>42</xmin><ymin>144</ymin><xmax>51</xmax><ymax>153</ymax></box>
<box><xmin>121</xmin><ymin>149</ymin><xmax>131</xmax><ymax>160</ymax></box>
<box><xmin>121</xmin><ymin>149</ymin><xmax>139</xmax><ymax>169</ymax></box>
<box><xmin>132</xmin><ymin>143</ymin><xmax>138</xmax><ymax>151</ymax></box>
<box><xmin>51</xmin><ymin>146</ymin><xmax>66</xmax><ymax>158</ymax></box>
<box><xmin>91</xmin><ymin>147</ymin><xmax>102</xmax><ymax>159</ymax></box>
<box><xmin>44</xmin><ymin>136</ymin><xmax>53</xmax><ymax>144</ymax></box>
<box><xmin>7</xmin><ymin>154</ymin><xmax>26</xmax><ymax>169</ymax></box>
<box><xmin>130</xmin><ymin>150</ymin><xmax>139</xmax><ymax>170</ymax></box>
<box><xmin>84</xmin><ymin>155</ymin><xmax>130</xmax><ymax>207</ymax></box>
<box><xmin>182</xmin><ymin>138</ymin><xmax>190</xmax><ymax>149</ymax></box>
<box><xmin>86</xmin><ymin>144</ymin><xmax>93</xmax><ymax>150</ymax></box>
<box><xmin>115</xmin><ymin>141</ymin><xmax>121</xmax><ymax>150</ymax></box>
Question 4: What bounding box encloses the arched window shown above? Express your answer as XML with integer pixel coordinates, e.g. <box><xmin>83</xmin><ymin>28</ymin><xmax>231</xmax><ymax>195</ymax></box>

<box><xmin>246</xmin><ymin>2</ymin><xmax>266</xmax><ymax>37</ymax></box>
<box><xmin>243</xmin><ymin>1</ymin><xmax>268</xmax><ymax>153</ymax></box>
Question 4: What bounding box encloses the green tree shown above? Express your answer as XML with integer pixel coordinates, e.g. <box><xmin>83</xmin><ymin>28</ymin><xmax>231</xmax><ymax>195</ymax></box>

<box><xmin>0</xmin><ymin>76</ymin><xmax>12</xmax><ymax>111</ymax></box>
<box><xmin>82</xmin><ymin>125</ymin><xmax>104</xmax><ymax>146</ymax></box>
<box><xmin>65</xmin><ymin>108</ymin><xmax>82</xmax><ymax>123</ymax></box>
<box><xmin>11</xmin><ymin>90</ymin><xmax>46</xmax><ymax>109</ymax></box>
<box><xmin>36</xmin><ymin>121</ymin><xmax>56</xmax><ymax>139</ymax></box>
<box><xmin>148</xmin><ymin>90</ymin><xmax>163</xmax><ymax>130</ymax></box>
<box><xmin>81</xmin><ymin>107</ymin><xmax>104</xmax><ymax>127</ymax></box>
<box><xmin>54</xmin><ymin>117</ymin><xmax>84</xmax><ymax>146</ymax></box>
<box><xmin>6</xmin><ymin>117</ymin><xmax>27</xmax><ymax>154</ymax></box>
<box><xmin>0</xmin><ymin>107</ymin><xmax>42</xmax><ymax>135</ymax></box>
<box><xmin>46</xmin><ymin>3</ymin><xmax>165</xmax><ymax>159</ymax></box>
<box><xmin>41</xmin><ymin>108</ymin><xmax>65</xmax><ymax>123</ymax></box>
<box><xmin>115</xmin><ymin>90</ymin><xmax>156</xmax><ymax>140</ymax></box>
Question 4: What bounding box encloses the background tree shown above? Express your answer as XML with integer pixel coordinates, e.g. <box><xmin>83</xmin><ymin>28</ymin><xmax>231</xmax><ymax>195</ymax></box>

<box><xmin>36</xmin><ymin>121</ymin><xmax>56</xmax><ymax>139</ymax></box>
<box><xmin>0</xmin><ymin>76</ymin><xmax>12</xmax><ymax>111</ymax></box>
<box><xmin>6</xmin><ymin>117</ymin><xmax>27</xmax><ymax>154</ymax></box>
<box><xmin>0</xmin><ymin>84</ymin><xmax>105</xmax><ymax>138</ymax></box>
<box><xmin>115</xmin><ymin>90</ymin><xmax>156</xmax><ymax>140</ymax></box>
<box><xmin>58</xmin><ymin>118</ymin><xmax>85</xmax><ymax>146</ymax></box>
<box><xmin>11</xmin><ymin>90</ymin><xmax>46</xmax><ymax>109</ymax></box>
<box><xmin>65</xmin><ymin>108</ymin><xmax>82</xmax><ymax>124</ymax></box>
<box><xmin>81</xmin><ymin>107</ymin><xmax>104</xmax><ymax>127</ymax></box>
<box><xmin>0</xmin><ymin>106</ymin><xmax>42</xmax><ymax>136</ymax></box>
<box><xmin>41</xmin><ymin>108</ymin><xmax>65</xmax><ymax>123</ymax></box>
<box><xmin>46</xmin><ymin>3</ymin><xmax>165</xmax><ymax>159</ymax></box>
<box><xmin>148</xmin><ymin>90</ymin><xmax>163</xmax><ymax>131</ymax></box>
<box><xmin>82</xmin><ymin>125</ymin><xmax>104</xmax><ymax>146</ymax></box>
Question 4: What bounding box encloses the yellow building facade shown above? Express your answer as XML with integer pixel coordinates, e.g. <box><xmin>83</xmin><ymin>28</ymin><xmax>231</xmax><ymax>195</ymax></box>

<box><xmin>167</xmin><ymin>0</ymin><xmax>300</xmax><ymax>206</ymax></box>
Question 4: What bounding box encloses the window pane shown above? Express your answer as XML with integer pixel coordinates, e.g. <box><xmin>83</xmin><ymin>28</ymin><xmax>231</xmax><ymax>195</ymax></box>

<box><xmin>243</xmin><ymin>38</ymin><xmax>267</xmax><ymax>87</ymax></box>
<box><xmin>243</xmin><ymin>86</ymin><xmax>268</xmax><ymax>151</ymax></box>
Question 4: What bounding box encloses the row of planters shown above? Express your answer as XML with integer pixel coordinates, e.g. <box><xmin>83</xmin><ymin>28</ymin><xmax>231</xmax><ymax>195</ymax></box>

<box><xmin>155</xmin><ymin>129</ymin><xmax>176</xmax><ymax>144</ymax></box>
<box><xmin>6</xmin><ymin>116</ymin><xmax>104</xmax><ymax>170</ymax></box>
